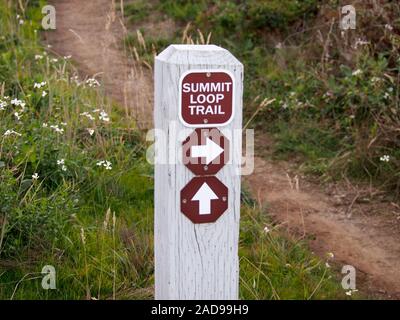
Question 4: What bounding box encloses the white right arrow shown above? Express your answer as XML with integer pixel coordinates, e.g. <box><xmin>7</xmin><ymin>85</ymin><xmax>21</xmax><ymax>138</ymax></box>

<box><xmin>192</xmin><ymin>183</ymin><xmax>219</xmax><ymax>215</ymax></box>
<box><xmin>191</xmin><ymin>137</ymin><xmax>224</xmax><ymax>164</ymax></box>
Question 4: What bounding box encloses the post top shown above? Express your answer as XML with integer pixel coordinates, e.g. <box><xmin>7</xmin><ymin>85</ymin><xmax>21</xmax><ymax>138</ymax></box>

<box><xmin>156</xmin><ymin>44</ymin><xmax>242</xmax><ymax>67</ymax></box>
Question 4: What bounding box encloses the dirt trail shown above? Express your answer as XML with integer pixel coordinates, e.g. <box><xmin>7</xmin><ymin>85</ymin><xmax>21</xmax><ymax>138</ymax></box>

<box><xmin>45</xmin><ymin>0</ymin><xmax>153</xmax><ymax>128</ymax></box>
<box><xmin>46</xmin><ymin>0</ymin><xmax>400</xmax><ymax>299</ymax></box>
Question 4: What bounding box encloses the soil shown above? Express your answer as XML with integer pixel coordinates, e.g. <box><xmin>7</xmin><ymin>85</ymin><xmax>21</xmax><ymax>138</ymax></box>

<box><xmin>45</xmin><ymin>0</ymin><xmax>400</xmax><ymax>299</ymax></box>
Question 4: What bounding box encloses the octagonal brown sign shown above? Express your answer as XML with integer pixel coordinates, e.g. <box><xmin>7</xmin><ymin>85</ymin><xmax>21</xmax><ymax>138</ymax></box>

<box><xmin>181</xmin><ymin>176</ymin><xmax>228</xmax><ymax>224</ymax></box>
<box><xmin>182</xmin><ymin>127</ymin><xmax>229</xmax><ymax>176</ymax></box>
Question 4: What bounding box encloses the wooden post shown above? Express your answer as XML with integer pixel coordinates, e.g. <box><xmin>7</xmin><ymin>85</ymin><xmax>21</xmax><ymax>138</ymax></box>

<box><xmin>154</xmin><ymin>45</ymin><xmax>243</xmax><ymax>299</ymax></box>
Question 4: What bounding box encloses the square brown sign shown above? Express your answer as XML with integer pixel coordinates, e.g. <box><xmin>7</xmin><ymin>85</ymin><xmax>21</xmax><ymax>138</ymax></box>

<box><xmin>179</xmin><ymin>70</ymin><xmax>234</xmax><ymax>127</ymax></box>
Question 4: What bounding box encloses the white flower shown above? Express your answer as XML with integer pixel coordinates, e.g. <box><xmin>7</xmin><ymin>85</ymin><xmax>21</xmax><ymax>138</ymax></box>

<box><xmin>42</xmin><ymin>123</ymin><xmax>48</xmax><ymax>127</ymax></box>
<box><xmin>345</xmin><ymin>289</ymin><xmax>358</xmax><ymax>296</ymax></box>
<box><xmin>51</xmin><ymin>58</ymin><xmax>58</xmax><ymax>63</ymax></box>
<box><xmin>57</xmin><ymin>159</ymin><xmax>67</xmax><ymax>172</ymax></box>
<box><xmin>263</xmin><ymin>226</ymin><xmax>270</xmax><ymax>233</ymax></box>
<box><xmin>99</xmin><ymin>110</ymin><xmax>110</xmax><ymax>122</ymax></box>
<box><xmin>14</xmin><ymin>112</ymin><xmax>21</xmax><ymax>120</ymax></box>
<box><xmin>97</xmin><ymin>160</ymin><xmax>112</xmax><ymax>170</ymax></box>
<box><xmin>42</xmin><ymin>91</ymin><xmax>47</xmax><ymax>97</ymax></box>
<box><xmin>385</xmin><ymin>24</ymin><xmax>393</xmax><ymax>31</ymax></box>
<box><xmin>87</xmin><ymin>128</ymin><xmax>95</xmax><ymax>136</ymax></box>
<box><xmin>325</xmin><ymin>262</ymin><xmax>331</xmax><ymax>268</ymax></box>
<box><xmin>371</xmin><ymin>77</ymin><xmax>381</xmax><ymax>84</ymax></box>
<box><xmin>380</xmin><ymin>155</ymin><xmax>390</xmax><ymax>162</ymax></box>
<box><xmin>0</xmin><ymin>100</ymin><xmax>7</xmax><ymax>110</ymax></box>
<box><xmin>86</xmin><ymin>78</ymin><xmax>100</xmax><ymax>87</ymax></box>
<box><xmin>352</xmin><ymin>69</ymin><xmax>363</xmax><ymax>76</ymax></box>
<box><xmin>50</xmin><ymin>124</ymin><xmax>64</xmax><ymax>134</ymax></box>
<box><xmin>327</xmin><ymin>252</ymin><xmax>334</xmax><ymax>259</ymax></box>
<box><xmin>80</xmin><ymin>112</ymin><xmax>95</xmax><ymax>121</ymax></box>
<box><xmin>353</xmin><ymin>38</ymin><xmax>369</xmax><ymax>49</ymax></box>
<box><xmin>35</xmin><ymin>54</ymin><xmax>43</xmax><ymax>60</ymax></box>
<box><xmin>34</xmin><ymin>81</ymin><xmax>47</xmax><ymax>89</ymax></box>
<box><xmin>32</xmin><ymin>173</ymin><xmax>39</xmax><ymax>180</ymax></box>
<box><xmin>19</xmin><ymin>19</ymin><xmax>24</xmax><ymax>25</ymax></box>
<box><xmin>64</xmin><ymin>55</ymin><xmax>72</xmax><ymax>59</ymax></box>
<box><xmin>4</xmin><ymin>129</ymin><xmax>22</xmax><ymax>137</ymax></box>
<box><xmin>104</xmin><ymin>161</ymin><xmax>112</xmax><ymax>170</ymax></box>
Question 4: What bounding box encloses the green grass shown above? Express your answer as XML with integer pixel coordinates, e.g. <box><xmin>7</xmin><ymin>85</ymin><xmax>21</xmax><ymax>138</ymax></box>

<box><xmin>0</xmin><ymin>0</ymin><xmax>350</xmax><ymax>300</ymax></box>
<box><xmin>124</xmin><ymin>0</ymin><xmax>400</xmax><ymax>193</ymax></box>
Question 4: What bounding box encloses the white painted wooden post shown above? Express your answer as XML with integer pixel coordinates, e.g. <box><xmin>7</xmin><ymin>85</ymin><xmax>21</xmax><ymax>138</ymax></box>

<box><xmin>154</xmin><ymin>45</ymin><xmax>243</xmax><ymax>299</ymax></box>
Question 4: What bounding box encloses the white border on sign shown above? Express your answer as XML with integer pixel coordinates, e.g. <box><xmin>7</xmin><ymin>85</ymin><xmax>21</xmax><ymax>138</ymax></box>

<box><xmin>178</xmin><ymin>69</ymin><xmax>235</xmax><ymax>128</ymax></box>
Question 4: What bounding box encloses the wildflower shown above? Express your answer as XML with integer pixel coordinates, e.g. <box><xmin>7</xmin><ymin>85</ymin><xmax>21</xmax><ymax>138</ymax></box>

<box><xmin>325</xmin><ymin>262</ymin><xmax>331</xmax><ymax>268</ymax></box>
<box><xmin>353</xmin><ymin>38</ymin><xmax>369</xmax><ymax>49</ymax></box>
<box><xmin>385</xmin><ymin>24</ymin><xmax>393</xmax><ymax>31</ymax></box>
<box><xmin>51</xmin><ymin>58</ymin><xmax>58</xmax><ymax>63</ymax></box>
<box><xmin>34</xmin><ymin>81</ymin><xmax>46</xmax><ymax>89</ymax></box>
<box><xmin>275</xmin><ymin>42</ymin><xmax>283</xmax><ymax>49</ymax></box>
<box><xmin>85</xmin><ymin>78</ymin><xmax>100</xmax><ymax>87</ymax></box>
<box><xmin>371</xmin><ymin>77</ymin><xmax>381</xmax><ymax>84</ymax></box>
<box><xmin>64</xmin><ymin>55</ymin><xmax>72</xmax><ymax>59</ymax></box>
<box><xmin>97</xmin><ymin>160</ymin><xmax>112</xmax><ymax>170</ymax></box>
<box><xmin>87</xmin><ymin>128</ymin><xmax>95</xmax><ymax>136</ymax></box>
<box><xmin>380</xmin><ymin>155</ymin><xmax>390</xmax><ymax>162</ymax></box>
<box><xmin>32</xmin><ymin>173</ymin><xmax>39</xmax><ymax>180</ymax></box>
<box><xmin>57</xmin><ymin>159</ymin><xmax>67</xmax><ymax>171</ymax></box>
<box><xmin>104</xmin><ymin>161</ymin><xmax>112</xmax><ymax>170</ymax></box>
<box><xmin>99</xmin><ymin>110</ymin><xmax>110</xmax><ymax>122</ymax></box>
<box><xmin>4</xmin><ymin>129</ymin><xmax>22</xmax><ymax>137</ymax></box>
<box><xmin>345</xmin><ymin>289</ymin><xmax>358</xmax><ymax>296</ymax></box>
<box><xmin>42</xmin><ymin>123</ymin><xmax>48</xmax><ymax>127</ymax></box>
<box><xmin>19</xmin><ymin>19</ymin><xmax>24</xmax><ymax>25</ymax></box>
<box><xmin>35</xmin><ymin>54</ymin><xmax>43</xmax><ymax>60</ymax></box>
<box><xmin>42</xmin><ymin>91</ymin><xmax>47</xmax><ymax>97</ymax></box>
<box><xmin>80</xmin><ymin>112</ymin><xmax>95</xmax><ymax>121</ymax></box>
<box><xmin>0</xmin><ymin>100</ymin><xmax>7</xmax><ymax>110</ymax></box>
<box><xmin>50</xmin><ymin>124</ymin><xmax>64</xmax><ymax>134</ymax></box>
<box><xmin>327</xmin><ymin>252</ymin><xmax>334</xmax><ymax>259</ymax></box>
<box><xmin>384</xmin><ymin>92</ymin><xmax>390</xmax><ymax>99</ymax></box>
<box><xmin>14</xmin><ymin>112</ymin><xmax>21</xmax><ymax>120</ymax></box>
<box><xmin>263</xmin><ymin>226</ymin><xmax>270</xmax><ymax>233</ymax></box>
<box><xmin>352</xmin><ymin>69</ymin><xmax>362</xmax><ymax>76</ymax></box>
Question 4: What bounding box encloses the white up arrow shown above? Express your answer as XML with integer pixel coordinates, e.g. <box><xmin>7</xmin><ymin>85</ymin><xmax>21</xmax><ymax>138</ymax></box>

<box><xmin>191</xmin><ymin>137</ymin><xmax>224</xmax><ymax>164</ymax></box>
<box><xmin>192</xmin><ymin>183</ymin><xmax>219</xmax><ymax>215</ymax></box>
